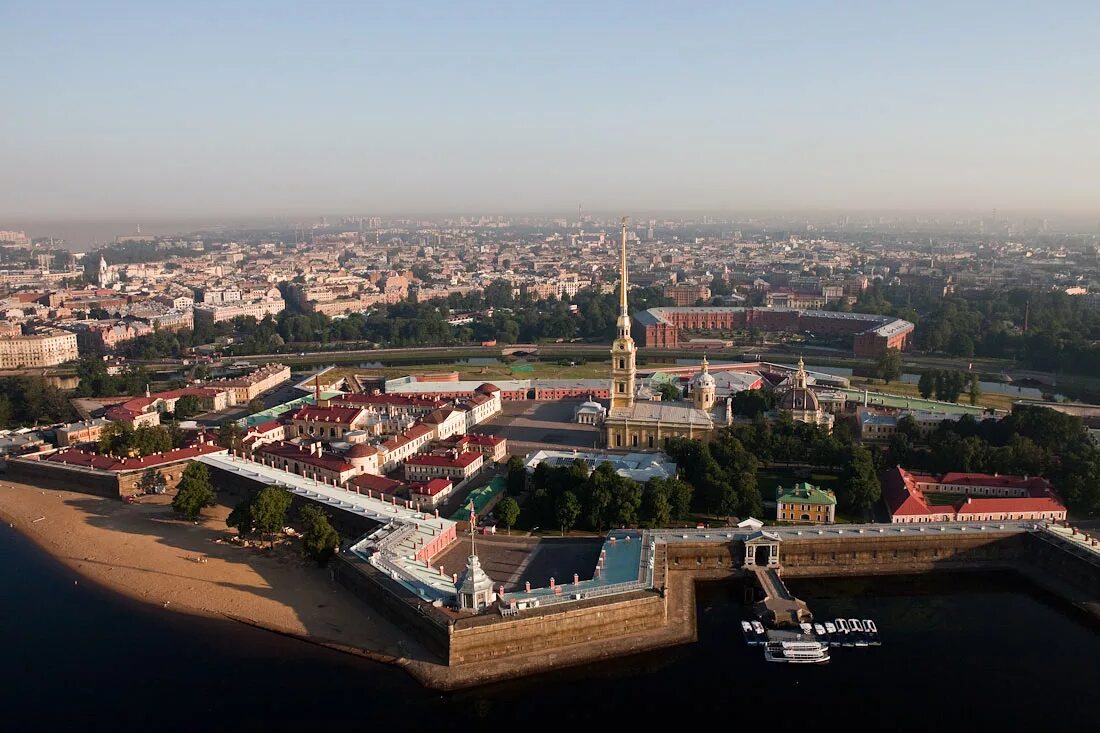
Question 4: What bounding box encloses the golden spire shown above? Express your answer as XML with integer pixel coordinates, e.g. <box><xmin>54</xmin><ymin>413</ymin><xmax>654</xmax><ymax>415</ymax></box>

<box><xmin>619</xmin><ymin>216</ymin><xmax>629</xmax><ymax>318</ymax></box>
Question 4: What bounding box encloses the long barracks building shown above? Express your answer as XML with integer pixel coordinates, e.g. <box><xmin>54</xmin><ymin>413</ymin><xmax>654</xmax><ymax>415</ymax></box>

<box><xmin>633</xmin><ymin>306</ymin><xmax>913</xmax><ymax>357</ymax></box>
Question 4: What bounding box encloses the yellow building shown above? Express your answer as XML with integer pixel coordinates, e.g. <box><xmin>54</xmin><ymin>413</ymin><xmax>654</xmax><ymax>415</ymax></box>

<box><xmin>0</xmin><ymin>329</ymin><xmax>79</xmax><ymax>369</ymax></box>
<box><xmin>776</xmin><ymin>482</ymin><xmax>837</xmax><ymax>524</ymax></box>
<box><xmin>605</xmin><ymin>219</ymin><xmax>729</xmax><ymax>451</ymax></box>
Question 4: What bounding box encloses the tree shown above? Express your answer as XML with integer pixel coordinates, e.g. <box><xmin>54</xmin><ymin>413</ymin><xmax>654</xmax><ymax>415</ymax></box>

<box><xmin>98</xmin><ymin>421</ymin><xmax>134</xmax><ymax>455</ymax></box>
<box><xmin>731</xmin><ymin>389</ymin><xmax>773</xmax><ymax>418</ymax></box>
<box><xmin>299</xmin><ymin>504</ymin><xmax>340</xmax><ymax>565</ymax></box>
<box><xmin>172</xmin><ymin>462</ymin><xmax>216</xmax><ymax>519</ymax></box>
<box><xmin>639</xmin><ymin>478</ymin><xmax>671</xmax><ymax>527</ymax></box>
<box><xmin>247</xmin><ymin>398</ymin><xmax>265</xmax><ymax>413</ymax></box>
<box><xmin>875</xmin><ymin>347</ymin><xmax>902</xmax><ymax>384</ymax></box>
<box><xmin>505</xmin><ymin>455</ymin><xmax>526</xmax><ymax>495</ymax></box>
<box><xmin>840</xmin><ymin>446</ymin><xmax>881</xmax><ymax>513</ymax></box>
<box><xmin>968</xmin><ymin>373</ymin><xmax>982</xmax><ymax>406</ymax></box>
<box><xmin>656</xmin><ymin>382</ymin><xmax>681</xmax><ymax>402</ymax></box>
<box><xmin>131</xmin><ymin>425</ymin><xmax>172</xmax><ymax>456</ymax></box>
<box><xmin>251</xmin><ymin>486</ymin><xmax>293</xmax><ymax>547</ymax></box>
<box><xmin>227</xmin><ymin>495</ymin><xmax>253</xmax><ymax>536</ymax></box>
<box><xmin>137</xmin><ymin>468</ymin><xmax>167</xmax><ymax>495</ymax></box>
<box><xmin>497</xmin><ymin>496</ymin><xmax>520</xmax><ymax>534</ymax></box>
<box><xmin>917</xmin><ymin>371</ymin><xmax>936</xmax><ymax>399</ymax></box>
<box><xmin>555</xmin><ymin>491</ymin><xmax>580</xmax><ymax>536</ymax></box>
<box><xmin>173</xmin><ymin>395</ymin><xmax>202</xmax><ymax>418</ymax></box>
<box><xmin>217</xmin><ymin>420</ymin><xmax>245</xmax><ymax>451</ymax></box>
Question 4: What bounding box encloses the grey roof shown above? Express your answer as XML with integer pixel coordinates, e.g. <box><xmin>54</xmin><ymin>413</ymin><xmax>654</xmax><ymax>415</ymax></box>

<box><xmin>607</xmin><ymin>400</ymin><xmax>715</xmax><ymax>426</ymax></box>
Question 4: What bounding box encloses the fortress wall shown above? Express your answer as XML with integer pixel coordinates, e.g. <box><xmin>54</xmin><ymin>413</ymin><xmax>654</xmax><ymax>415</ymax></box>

<box><xmin>777</xmin><ymin>532</ymin><xmax>1030</xmax><ymax>577</ymax></box>
<box><xmin>448</xmin><ymin>591</ymin><xmax>667</xmax><ymax>666</ymax></box>
<box><xmin>1023</xmin><ymin>534</ymin><xmax>1100</xmax><ymax>598</ymax></box>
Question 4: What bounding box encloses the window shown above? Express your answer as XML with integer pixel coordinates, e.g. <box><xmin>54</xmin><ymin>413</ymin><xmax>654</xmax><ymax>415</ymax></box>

<box><xmin>617</xmin><ymin>383</ymin><xmax>625</xmax><ymax>393</ymax></box>
<box><xmin>618</xmin><ymin>358</ymin><xmax>625</xmax><ymax>369</ymax></box>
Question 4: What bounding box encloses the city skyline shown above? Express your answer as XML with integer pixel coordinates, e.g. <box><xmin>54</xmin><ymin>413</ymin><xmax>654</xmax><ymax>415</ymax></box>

<box><xmin>3</xmin><ymin>2</ymin><xmax>1100</xmax><ymax>220</ymax></box>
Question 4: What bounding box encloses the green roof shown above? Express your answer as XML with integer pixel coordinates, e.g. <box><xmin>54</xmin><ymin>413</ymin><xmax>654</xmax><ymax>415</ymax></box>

<box><xmin>777</xmin><ymin>482</ymin><xmax>836</xmax><ymax>506</ymax></box>
<box><xmin>449</xmin><ymin>476</ymin><xmax>506</xmax><ymax>520</ymax></box>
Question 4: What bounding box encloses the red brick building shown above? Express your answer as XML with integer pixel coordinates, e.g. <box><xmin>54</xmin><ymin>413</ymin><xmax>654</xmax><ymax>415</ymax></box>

<box><xmin>633</xmin><ymin>306</ymin><xmax>912</xmax><ymax>357</ymax></box>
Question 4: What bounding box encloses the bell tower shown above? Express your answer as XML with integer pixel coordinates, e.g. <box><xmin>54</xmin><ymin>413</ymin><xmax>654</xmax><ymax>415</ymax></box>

<box><xmin>610</xmin><ymin>217</ymin><xmax>636</xmax><ymax>411</ymax></box>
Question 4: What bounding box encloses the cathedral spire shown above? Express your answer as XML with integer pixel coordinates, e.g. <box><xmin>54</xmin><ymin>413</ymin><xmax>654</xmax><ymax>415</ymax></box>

<box><xmin>619</xmin><ymin>216</ymin><xmax>629</xmax><ymax>319</ymax></box>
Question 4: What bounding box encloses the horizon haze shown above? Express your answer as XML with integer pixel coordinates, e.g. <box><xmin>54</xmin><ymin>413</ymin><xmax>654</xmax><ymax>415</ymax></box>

<box><xmin>3</xmin><ymin>2</ymin><xmax>1099</xmax><ymax>225</ymax></box>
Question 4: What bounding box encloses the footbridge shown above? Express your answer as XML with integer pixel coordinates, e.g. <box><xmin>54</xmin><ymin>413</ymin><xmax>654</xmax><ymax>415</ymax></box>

<box><xmin>752</xmin><ymin>565</ymin><xmax>812</xmax><ymax>626</ymax></box>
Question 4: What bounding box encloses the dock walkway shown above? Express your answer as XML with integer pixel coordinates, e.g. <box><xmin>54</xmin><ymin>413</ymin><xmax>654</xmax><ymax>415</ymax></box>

<box><xmin>752</xmin><ymin>565</ymin><xmax>811</xmax><ymax>626</ymax></box>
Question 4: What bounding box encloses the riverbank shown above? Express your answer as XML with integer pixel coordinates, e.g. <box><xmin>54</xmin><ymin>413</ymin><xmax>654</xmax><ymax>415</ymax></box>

<box><xmin>0</xmin><ymin>480</ymin><xmax>438</xmax><ymax>672</ymax></box>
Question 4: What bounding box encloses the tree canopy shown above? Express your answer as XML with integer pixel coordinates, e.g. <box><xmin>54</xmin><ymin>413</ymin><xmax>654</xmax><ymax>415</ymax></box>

<box><xmin>172</xmin><ymin>462</ymin><xmax>216</xmax><ymax>519</ymax></box>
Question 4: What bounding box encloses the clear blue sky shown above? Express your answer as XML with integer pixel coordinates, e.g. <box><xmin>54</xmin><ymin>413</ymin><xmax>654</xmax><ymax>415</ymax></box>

<box><xmin>2</xmin><ymin>1</ymin><xmax>1098</xmax><ymax>219</ymax></box>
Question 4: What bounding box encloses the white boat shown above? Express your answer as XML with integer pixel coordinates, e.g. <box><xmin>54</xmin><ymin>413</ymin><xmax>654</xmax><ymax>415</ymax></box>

<box><xmin>764</xmin><ymin>639</ymin><xmax>830</xmax><ymax>664</ymax></box>
<box><xmin>823</xmin><ymin>621</ymin><xmax>837</xmax><ymax>637</ymax></box>
<box><xmin>799</xmin><ymin>622</ymin><xmax>814</xmax><ymax>635</ymax></box>
<box><xmin>863</xmin><ymin>619</ymin><xmax>881</xmax><ymax>646</ymax></box>
<box><xmin>813</xmin><ymin>623</ymin><xmax>827</xmax><ymax>637</ymax></box>
<box><xmin>848</xmin><ymin>618</ymin><xmax>869</xmax><ymax>647</ymax></box>
<box><xmin>741</xmin><ymin>620</ymin><xmax>758</xmax><ymax>645</ymax></box>
<box><xmin>835</xmin><ymin>618</ymin><xmax>852</xmax><ymax>646</ymax></box>
<box><xmin>751</xmin><ymin>620</ymin><xmax>766</xmax><ymax>637</ymax></box>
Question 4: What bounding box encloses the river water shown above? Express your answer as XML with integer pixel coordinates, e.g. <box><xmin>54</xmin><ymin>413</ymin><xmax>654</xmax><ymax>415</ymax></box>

<box><xmin>2</xmin><ymin>524</ymin><xmax>1097</xmax><ymax>730</ymax></box>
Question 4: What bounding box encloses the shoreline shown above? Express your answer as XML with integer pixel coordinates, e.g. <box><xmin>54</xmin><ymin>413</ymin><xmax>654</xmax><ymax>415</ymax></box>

<box><xmin>5</xmin><ymin>480</ymin><xmax>1097</xmax><ymax>691</ymax></box>
<box><xmin>0</xmin><ymin>481</ymin><xmax>437</xmax><ymax>680</ymax></box>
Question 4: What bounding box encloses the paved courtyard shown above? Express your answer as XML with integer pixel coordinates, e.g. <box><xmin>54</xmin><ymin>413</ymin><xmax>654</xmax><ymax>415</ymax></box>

<box><xmin>479</xmin><ymin>399</ymin><xmax>602</xmax><ymax>453</ymax></box>
<box><xmin>434</xmin><ymin>535</ymin><xmax>603</xmax><ymax>592</ymax></box>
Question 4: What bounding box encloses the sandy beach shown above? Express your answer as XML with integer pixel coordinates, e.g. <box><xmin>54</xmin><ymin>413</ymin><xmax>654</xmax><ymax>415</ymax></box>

<box><xmin>0</xmin><ymin>479</ymin><xmax>433</xmax><ymax>670</ymax></box>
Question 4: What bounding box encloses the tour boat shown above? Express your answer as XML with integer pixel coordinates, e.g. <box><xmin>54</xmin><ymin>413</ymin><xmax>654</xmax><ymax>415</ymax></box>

<box><xmin>813</xmin><ymin>623</ymin><xmax>827</xmax><ymax>638</ymax></box>
<box><xmin>848</xmin><ymin>618</ymin><xmax>869</xmax><ymax>647</ymax></box>
<box><xmin>751</xmin><ymin>620</ymin><xmax>766</xmax><ymax>638</ymax></box>
<box><xmin>764</xmin><ymin>639</ymin><xmax>830</xmax><ymax>664</ymax></box>
<box><xmin>863</xmin><ymin>619</ymin><xmax>881</xmax><ymax>646</ymax></box>
<box><xmin>823</xmin><ymin>621</ymin><xmax>837</xmax><ymax>642</ymax></box>
<box><xmin>800</xmin><ymin>622</ymin><xmax>814</xmax><ymax>635</ymax></box>
<box><xmin>741</xmin><ymin>621</ymin><xmax>757</xmax><ymax>645</ymax></box>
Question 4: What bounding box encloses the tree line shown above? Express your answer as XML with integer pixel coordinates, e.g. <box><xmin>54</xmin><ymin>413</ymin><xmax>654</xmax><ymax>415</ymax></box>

<box><xmin>880</xmin><ymin>405</ymin><xmax>1100</xmax><ymax>516</ymax></box>
<box><xmin>838</xmin><ymin>284</ymin><xmax>1100</xmax><ymax>378</ymax></box>
<box><xmin>171</xmin><ymin>467</ymin><xmax>341</xmax><ymax>566</ymax></box>
<box><xmin>116</xmin><ymin>281</ymin><xmax>674</xmax><ymax>360</ymax></box>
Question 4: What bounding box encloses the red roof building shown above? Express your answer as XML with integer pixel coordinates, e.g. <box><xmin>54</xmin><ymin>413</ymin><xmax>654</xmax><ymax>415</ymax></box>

<box><xmin>254</xmin><ymin>441</ymin><xmax>360</xmax><ymax>485</ymax></box>
<box><xmin>403</xmin><ymin>450</ymin><xmax>483</xmax><ymax>482</ymax></box>
<box><xmin>882</xmin><ymin>466</ymin><xmax>1066</xmax><ymax>523</ymax></box>
<box><xmin>44</xmin><ymin>442</ymin><xmax>225</xmax><ymax>471</ymax></box>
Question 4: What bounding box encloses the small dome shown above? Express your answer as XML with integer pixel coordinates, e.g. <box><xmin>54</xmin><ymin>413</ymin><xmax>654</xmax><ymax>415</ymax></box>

<box><xmin>347</xmin><ymin>443</ymin><xmax>377</xmax><ymax>459</ymax></box>
<box><xmin>779</xmin><ymin>386</ymin><xmax>820</xmax><ymax>412</ymax></box>
<box><xmin>691</xmin><ymin>370</ymin><xmax>716</xmax><ymax>389</ymax></box>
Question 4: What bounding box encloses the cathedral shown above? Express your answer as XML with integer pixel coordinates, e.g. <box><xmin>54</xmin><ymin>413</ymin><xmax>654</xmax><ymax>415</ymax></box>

<box><xmin>604</xmin><ymin>219</ymin><xmax>730</xmax><ymax>451</ymax></box>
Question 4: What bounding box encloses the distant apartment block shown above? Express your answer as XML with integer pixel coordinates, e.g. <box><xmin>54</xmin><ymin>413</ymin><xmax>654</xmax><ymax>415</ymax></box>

<box><xmin>193</xmin><ymin>297</ymin><xmax>285</xmax><ymax>325</ymax></box>
<box><xmin>0</xmin><ymin>328</ymin><xmax>79</xmax><ymax>369</ymax></box>
<box><xmin>204</xmin><ymin>363</ymin><xmax>290</xmax><ymax>402</ymax></box>
<box><xmin>664</xmin><ymin>282</ymin><xmax>711</xmax><ymax>306</ymax></box>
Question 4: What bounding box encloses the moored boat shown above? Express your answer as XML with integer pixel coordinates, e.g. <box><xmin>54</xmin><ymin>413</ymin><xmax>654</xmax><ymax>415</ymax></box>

<box><xmin>863</xmin><ymin>619</ymin><xmax>881</xmax><ymax>646</ymax></box>
<box><xmin>835</xmin><ymin>618</ymin><xmax>852</xmax><ymax>646</ymax></box>
<box><xmin>764</xmin><ymin>639</ymin><xmax>830</xmax><ymax>664</ymax></box>
<box><xmin>848</xmin><ymin>618</ymin><xmax>868</xmax><ymax>647</ymax></box>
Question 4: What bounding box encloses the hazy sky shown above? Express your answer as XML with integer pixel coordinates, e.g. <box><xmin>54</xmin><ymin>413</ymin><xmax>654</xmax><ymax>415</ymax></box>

<box><xmin>2</xmin><ymin>1</ymin><xmax>1099</xmax><ymax>220</ymax></box>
